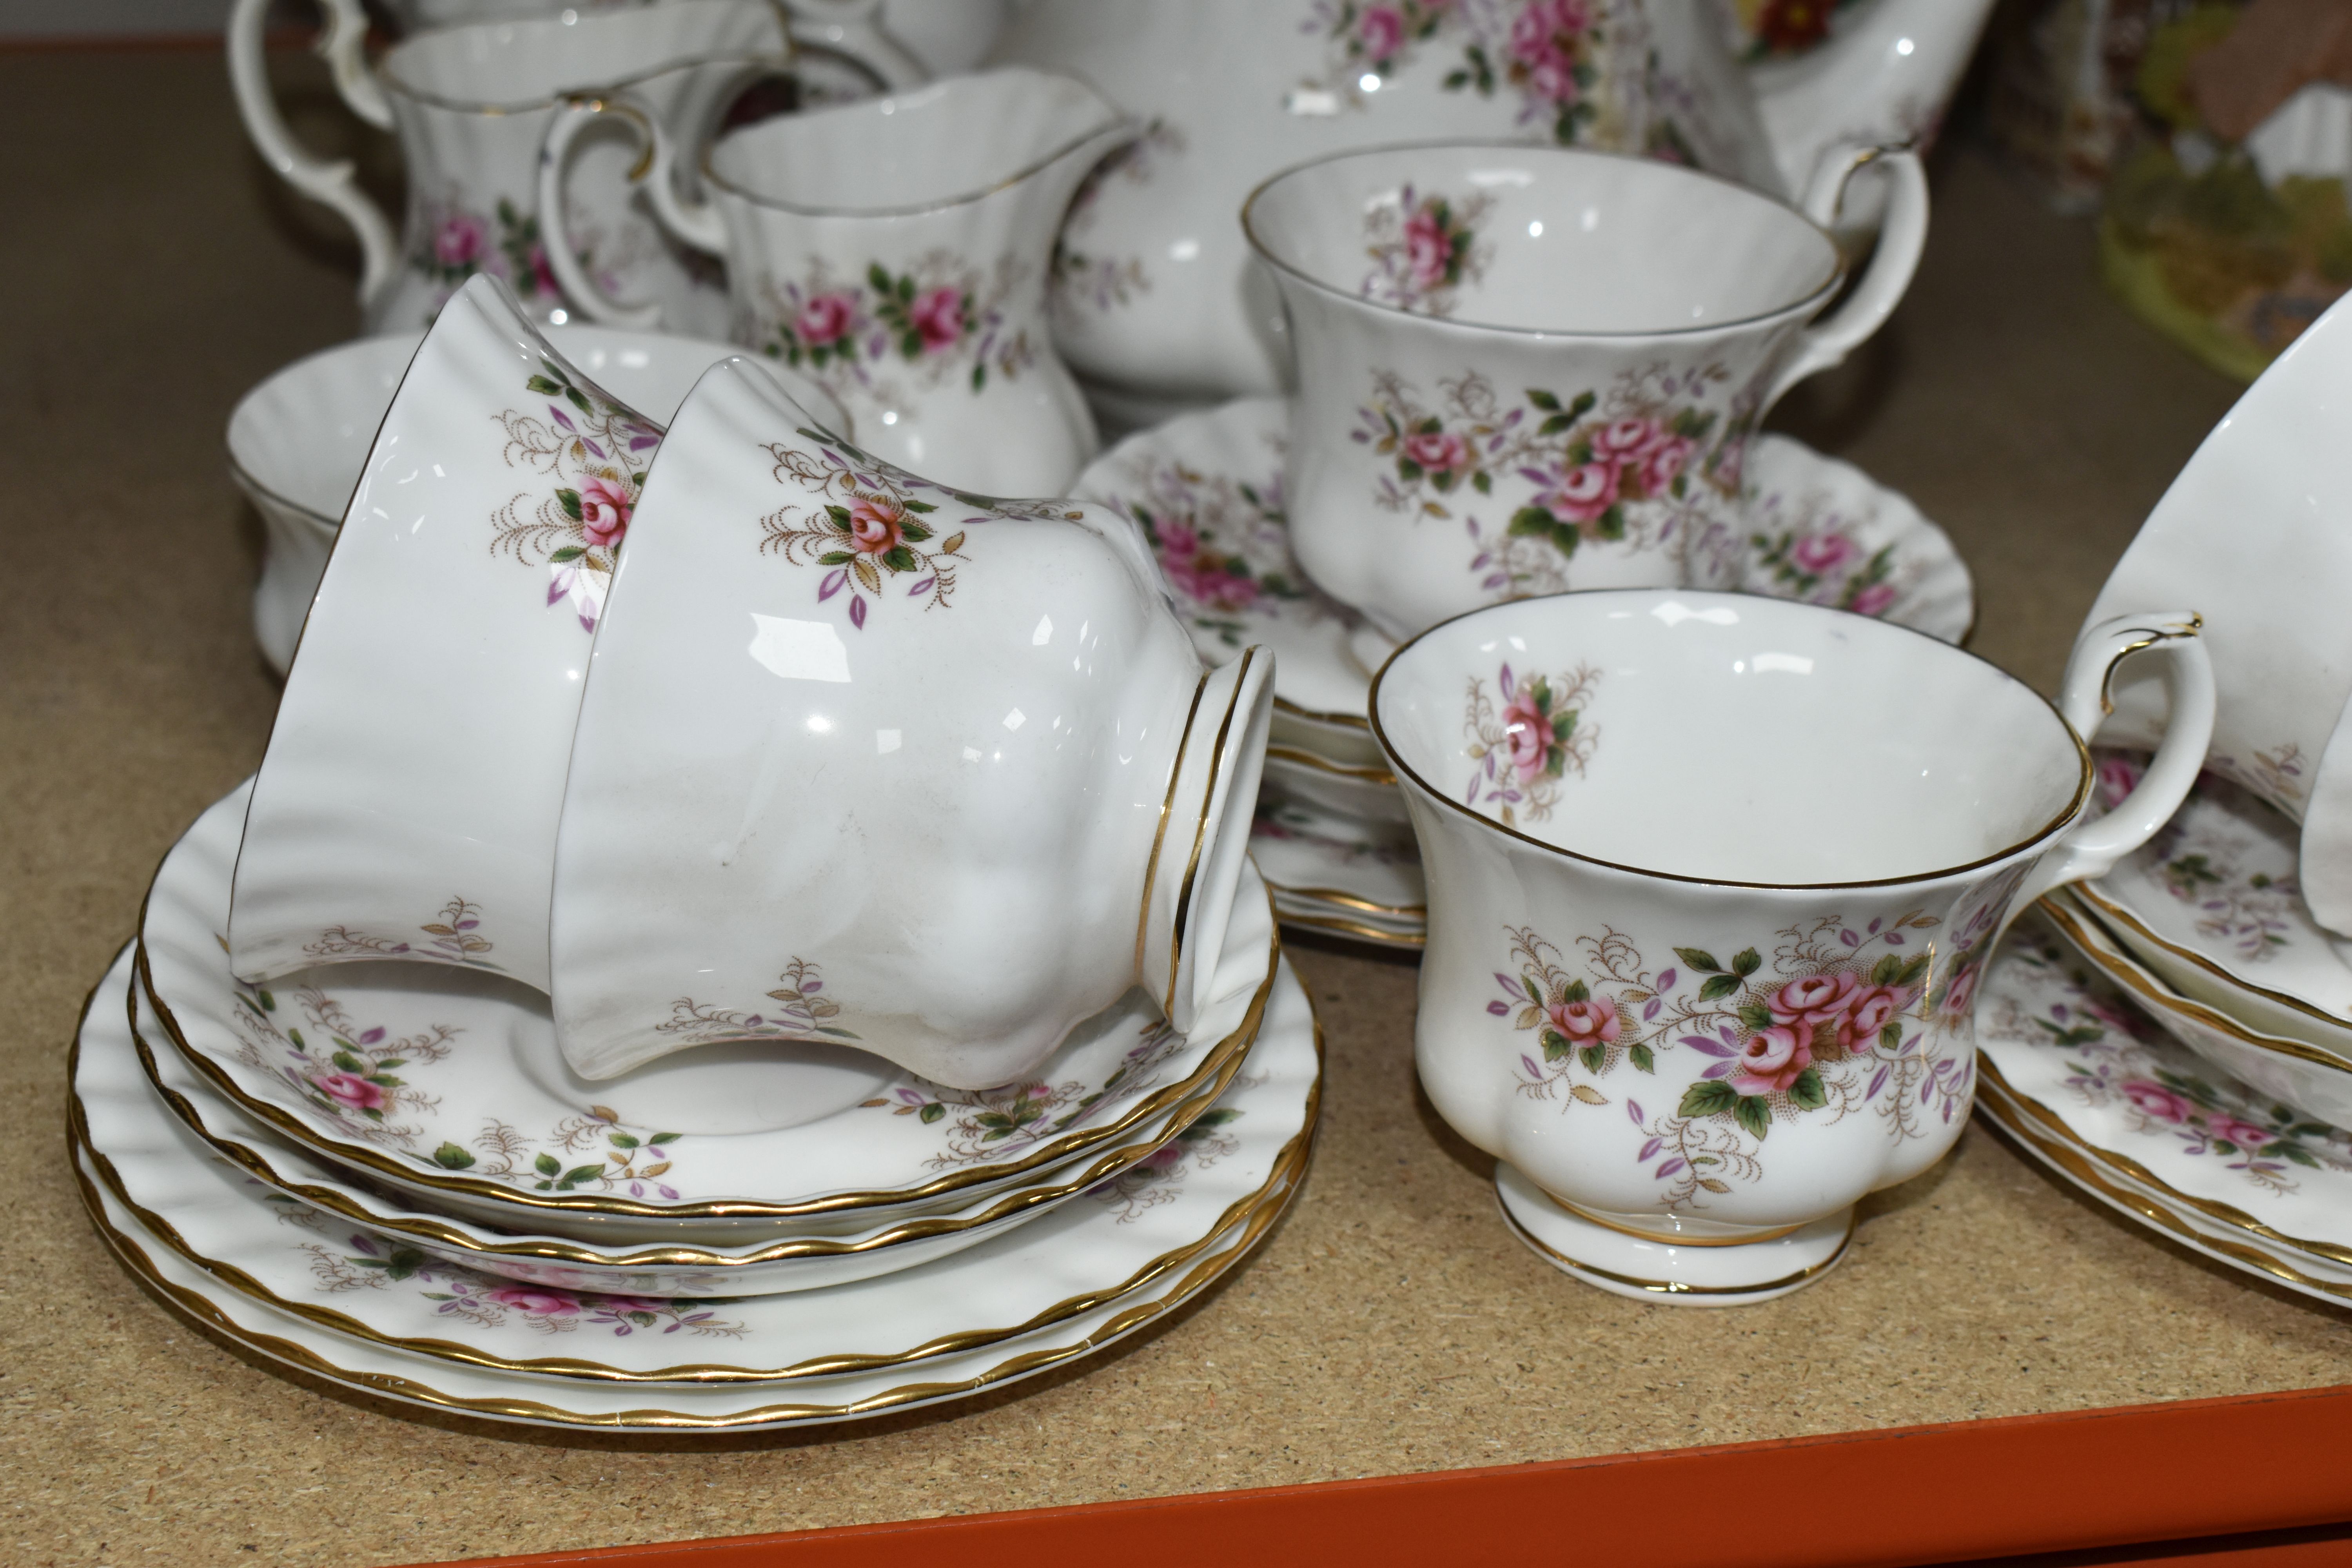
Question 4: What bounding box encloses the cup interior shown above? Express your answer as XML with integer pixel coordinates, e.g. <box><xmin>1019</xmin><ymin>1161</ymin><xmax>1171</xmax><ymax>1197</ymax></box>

<box><xmin>1247</xmin><ymin>145</ymin><xmax>1840</xmax><ymax>336</ymax></box>
<box><xmin>383</xmin><ymin>0</ymin><xmax>784</xmax><ymax>108</ymax></box>
<box><xmin>708</xmin><ymin>66</ymin><xmax>1121</xmax><ymax>212</ymax></box>
<box><xmin>1372</xmin><ymin>591</ymin><xmax>2084</xmax><ymax>885</ymax></box>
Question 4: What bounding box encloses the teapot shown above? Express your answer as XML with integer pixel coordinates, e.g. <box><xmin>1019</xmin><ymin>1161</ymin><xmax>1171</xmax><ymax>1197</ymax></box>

<box><xmin>985</xmin><ymin>0</ymin><xmax>1995</xmax><ymax>422</ymax></box>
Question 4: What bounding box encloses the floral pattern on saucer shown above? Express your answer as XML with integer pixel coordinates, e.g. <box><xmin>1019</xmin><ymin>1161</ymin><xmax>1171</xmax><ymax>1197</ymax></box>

<box><xmin>301</xmin><ymin>896</ymin><xmax>501</xmax><ymax>972</ymax></box>
<box><xmin>864</xmin><ymin>1022</ymin><xmax>1188</xmax><ymax>1170</ymax></box>
<box><xmin>492</xmin><ymin>358</ymin><xmax>661</xmax><ymax>633</ymax></box>
<box><xmin>1977</xmin><ymin>919</ymin><xmax>2352</xmax><ymax>1260</ymax></box>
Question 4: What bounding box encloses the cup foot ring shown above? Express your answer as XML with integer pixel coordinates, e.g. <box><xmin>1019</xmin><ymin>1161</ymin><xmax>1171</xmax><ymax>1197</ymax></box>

<box><xmin>1494</xmin><ymin>1164</ymin><xmax>1852</xmax><ymax>1307</ymax></box>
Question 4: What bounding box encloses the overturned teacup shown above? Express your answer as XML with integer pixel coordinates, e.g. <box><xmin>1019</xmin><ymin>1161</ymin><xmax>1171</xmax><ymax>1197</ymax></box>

<box><xmin>549</xmin><ymin>358</ymin><xmax>1272</xmax><ymax>1090</ymax></box>
<box><xmin>1372</xmin><ymin>590</ymin><xmax>2212</xmax><ymax>1303</ymax></box>
<box><xmin>1246</xmin><ymin>142</ymin><xmax>1927</xmax><ymax>641</ymax></box>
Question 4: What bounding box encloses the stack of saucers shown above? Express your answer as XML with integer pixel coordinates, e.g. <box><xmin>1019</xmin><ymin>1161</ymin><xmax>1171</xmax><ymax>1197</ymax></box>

<box><xmin>1071</xmin><ymin>399</ymin><xmax>1974</xmax><ymax>951</ymax></box>
<box><xmin>79</xmin><ymin>274</ymin><xmax>1317</xmax><ymax>1432</ymax></box>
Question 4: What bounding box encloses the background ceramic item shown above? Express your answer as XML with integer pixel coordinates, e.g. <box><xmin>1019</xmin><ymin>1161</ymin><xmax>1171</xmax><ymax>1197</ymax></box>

<box><xmin>1374</xmin><ymin>592</ymin><xmax>2211</xmax><ymax>1298</ymax></box>
<box><xmin>227</xmin><ymin>0</ymin><xmax>841</xmax><ymax>335</ymax></box>
<box><xmin>83</xmin><ymin>942</ymin><xmax>1321</xmax><ymax>1379</ymax></box>
<box><xmin>986</xmin><ymin>0</ymin><xmax>1991</xmax><ymax>421</ymax></box>
<box><xmin>1248</xmin><ymin>141</ymin><xmax>1927</xmax><ymax>639</ymax></box>
<box><xmin>2039</xmin><ymin>889</ymin><xmax>2352</xmax><ymax>1127</ymax></box>
<box><xmin>543</xmin><ymin>66</ymin><xmax>1129</xmax><ymax>494</ymax></box>
<box><xmin>551</xmin><ymin>359</ymin><xmax>1270</xmax><ymax>1087</ymax></box>
<box><xmin>369</xmin><ymin>0</ymin><xmax>956</xmax><ymax>83</ymax></box>
<box><xmin>2082</xmin><ymin>289</ymin><xmax>2352</xmax><ymax>933</ymax></box>
<box><xmin>230</xmin><ymin>324</ymin><xmax>851</xmax><ymax>675</ymax></box>
<box><xmin>148</xmin><ymin>780</ymin><xmax>1281</xmax><ymax>1243</ymax></box>
<box><xmin>230</xmin><ymin>278</ymin><xmax>649</xmax><ymax>992</ymax></box>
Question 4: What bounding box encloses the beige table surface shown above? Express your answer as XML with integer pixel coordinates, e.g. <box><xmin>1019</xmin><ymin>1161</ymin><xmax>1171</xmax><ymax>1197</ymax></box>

<box><xmin>5</xmin><ymin>46</ymin><xmax>2346</xmax><ymax>1568</ymax></box>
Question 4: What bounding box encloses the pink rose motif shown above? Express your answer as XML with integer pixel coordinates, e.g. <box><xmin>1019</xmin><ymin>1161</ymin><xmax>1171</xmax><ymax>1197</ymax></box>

<box><xmin>1357</xmin><ymin>4</ymin><xmax>1406</xmax><ymax>62</ymax></box>
<box><xmin>1541</xmin><ymin>461</ymin><xmax>1619</xmax><ymax>523</ymax></box>
<box><xmin>2122</xmin><ymin>1080</ymin><xmax>2192</xmax><ymax>1123</ymax></box>
<box><xmin>1635</xmin><ymin>433</ymin><xmax>1695</xmax><ymax>497</ymax></box>
<box><xmin>1547</xmin><ymin>996</ymin><xmax>1619</xmax><ymax>1045</ymax></box>
<box><xmin>312</xmin><ymin>1071</ymin><xmax>388</xmax><ymax>1113</ymax></box>
<box><xmin>1790</xmin><ymin>531</ymin><xmax>1860</xmax><ymax>576</ymax></box>
<box><xmin>909</xmin><ymin>286</ymin><xmax>967</xmax><ymax>353</ymax></box>
<box><xmin>1402</xmin><ymin>428</ymin><xmax>1471</xmax><ymax>477</ymax></box>
<box><xmin>576</xmin><ymin>475</ymin><xmax>633</xmax><ymax>550</ymax></box>
<box><xmin>1734</xmin><ymin>1024</ymin><xmax>1813</xmax><ymax>1095</ymax></box>
<box><xmin>2095</xmin><ymin>752</ymin><xmax>2145</xmax><ymax>808</ymax></box>
<box><xmin>434</xmin><ymin>212</ymin><xmax>487</xmax><ymax>269</ymax></box>
<box><xmin>1937</xmin><ymin>960</ymin><xmax>1982</xmax><ymax>1018</ymax></box>
<box><xmin>848</xmin><ymin>494</ymin><xmax>906</xmax><ymax>555</ymax></box>
<box><xmin>484</xmin><ymin>1285</ymin><xmax>582</xmax><ymax>1315</ymax></box>
<box><xmin>795</xmin><ymin>290</ymin><xmax>858</xmax><ymax>347</ymax></box>
<box><xmin>1508</xmin><ymin>0</ymin><xmax>1591</xmax><ymax>104</ymax></box>
<box><xmin>1140</xmin><ymin>1143</ymin><xmax>1189</xmax><ymax>1173</ymax></box>
<box><xmin>1403</xmin><ymin>205</ymin><xmax>1455</xmax><ymax>288</ymax></box>
<box><xmin>1592</xmin><ymin>417</ymin><xmax>1657</xmax><ymax>459</ymax></box>
<box><xmin>1499</xmin><ymin>687</ymin><xmax>1556</xmax><ymax>783</ymax></box>
<box><xmin>521</xmin><ymin>240</ymin><xmax>558</xmax><ymax>299</ymax></box>
<box><xmin>2204</xmin><ymin>1114</ymin><xmax>2274</xmax><ymax>1149</ymax></box>
<box><xmin>1158</xmin><ymin>520</ymin><xmax>1260</xmax><ymax>614</ymax></box>
<box><xmin>1770</xmin><ymin>971</ymin><xmax>1860</xmax><ymax>1032</ymax></box>
<box><xmin>1847</xmin><ymin>582</ymin><xmax>1898</xmax><ymax>619</ymax></box>
<box><xmin>1838</xmin><ymin>984</ymin><xmax>1911</xmax><ymax>1050</ymax></box>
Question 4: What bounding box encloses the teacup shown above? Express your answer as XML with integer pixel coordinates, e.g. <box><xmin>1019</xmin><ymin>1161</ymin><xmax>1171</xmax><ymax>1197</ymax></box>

<box><xmin>227</xmin><ymin>0</ymin><xmax>901</xmax><ymax>335</ymax></box>
<box><xmin>1245</xmin><ymin>142</ymin><xmax>1927</xmax><ymax>641</ymax></box>
<box><xmin>549</xmin><ymin>358</ymin><xmax>1274</xmax><ymax>1090</ymax></box>
<box><xmin>1370</xmin><ymin>590</ymin><xmax>2214</xmax><ymax>1303</ymax></box>
<box><xmin>537</xmin><ymin>66</ymin><xmax>1133</xmax><ymax>494</ymax></box>
<box><xmin>229</xmin><ymin>325</ymin><xmax>850</xmax><ymax>673</ymax></box>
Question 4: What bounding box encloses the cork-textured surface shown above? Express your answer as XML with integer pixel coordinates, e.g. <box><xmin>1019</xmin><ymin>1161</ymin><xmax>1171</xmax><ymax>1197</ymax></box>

<box><xmin>5</xmin><ymin>48</ymin><xmax>2347</xmax><ymax>1568</ymax></box>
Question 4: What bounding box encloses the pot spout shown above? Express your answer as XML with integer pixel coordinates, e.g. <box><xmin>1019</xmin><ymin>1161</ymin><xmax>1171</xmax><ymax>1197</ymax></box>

<box><xmin>1747</xmin><ymin>0</ymin><xmax>1997</xmax><ymax>200</ymax></box>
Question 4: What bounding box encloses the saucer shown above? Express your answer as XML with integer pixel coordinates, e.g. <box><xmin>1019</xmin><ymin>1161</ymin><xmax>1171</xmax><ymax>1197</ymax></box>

<box><xmin>78</xmin><ymin>1138</ymin><xmax>1305</xmax><ymax>1431</ymax></box>
<box><xmin>1069</xmin><ymin>396</ymin><xmax>1978</xmax><ymax>749</ymax></box>
<box><xmin>1973</xmin><ymin>914</ymin><xmax>2352</xmax><ymax>1307</ymax></box>
<box><xmin>2077</xmin><ymin>765</ymin><xmax>2352</xmax><ymax>1060</ymax></box>
<box><xmin>2041</xmin><ymin>889</ymin><xmax>2352</xmax><ymax>1127</ymax></box>
<box><xmin>144</xmin><ymin>782</ymin><xmax>1275</xmax><ymax>1240</ymax></box>
<box><xmin>131</xmin><ymin>959</ymin><xmax>1236</xmax><ymax>1298</ymax></box>
<box><xmin>1251</xmin><ymin>799</ymin><xmax>1425</xmax><ymax>953</ymax></box>
<box><xmin>81</xmin><ymin>944</ymin><xmax>1320</xmax><ymax>1386</ymax></box>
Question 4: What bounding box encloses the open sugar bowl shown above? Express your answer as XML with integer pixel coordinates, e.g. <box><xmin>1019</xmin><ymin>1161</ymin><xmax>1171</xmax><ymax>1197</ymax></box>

<box><xmin>1371</xmin><ymin>589</ymin><xmax>2213</xmax><ymax>1303</ymax></box>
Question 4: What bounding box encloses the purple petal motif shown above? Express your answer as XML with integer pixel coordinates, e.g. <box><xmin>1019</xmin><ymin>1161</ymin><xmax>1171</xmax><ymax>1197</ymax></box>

<box><xmin>1657</xmin><ymin>967</ymin><xmax>1677</xmax><ymax>991</ymax></box>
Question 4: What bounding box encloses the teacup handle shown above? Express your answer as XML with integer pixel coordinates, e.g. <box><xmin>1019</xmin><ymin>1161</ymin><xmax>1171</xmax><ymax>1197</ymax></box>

<box><xmin>2012</xmin><ymin>611</ymin><xmax>2215</xmax><ymax>910</ymax></box>
<box><xmin>779</xmin><ymin>0</ymin><xmax>931</xmax><ymax>89</ymax></box>
<box><xmin>537</xmin><ymin>94</ymin><xmax>731</xmax><ymax>330</ymax></box>
<box><xmin>1757</xmin><ymin>143</ymin><xmax>1929</xmax><ymax>414</ymax></box>
<box><xmin>227</xmin><ymin>0</ymin><xmax>399</xmax><ymax>311</ymax></box>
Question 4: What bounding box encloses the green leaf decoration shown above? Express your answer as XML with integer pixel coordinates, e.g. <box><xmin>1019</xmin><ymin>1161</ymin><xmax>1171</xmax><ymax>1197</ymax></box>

<box><xmin>608</xmin><ymin>1132</ymin><xmax>639</xmax><ymax>1150</ymax></box>
<box><xmin>526</xmin><ymin>375</ymin><xmax>563</xmax><ymax>396</ymax></box>
<box><xmin>285</xmin><ymin>1028</ymin><xmax>303</xmax><ymax>1049</ymax></box>
<box><xmin>2283</xmin><ymin>1143</ymin><xmax>2320</xmax><ymax>1167</ymax></box>
<box><xmin>1737</xmin><ymin>1002</ymin><xmax>1775</xmax><ymax>1032</ymax></box>
<box><xmin>1507</xmin><ymin>505</ymin><xmax>1558</xmax><ymax>539</ymax></box>
<box><xmin>1788</xmin><ymin>1067</ymin><xmax>1828</xmax><ymax>1110</ymax></box>
<box><xmin>1578</xmin><ymin>1043</ymin><xmax>1605</xmax><ymax>1074</ymax></box>
<box><xmin>1524</xmin><ymin>976</ymin><xmax>1543</xmax><ymax>1005</ymax></box>
<box><xmin>1882</xmin><ymin>1021</ymin><xmax>1905</xmax><ymax>1050</ymax></box>
<box><xmin>918</xmin><ymin>1102</ymin><xmax>946</xmax><ymax>1124</ymax></box>
<box><xmin>818</xmin><ymin>550</ymin><xmax>854</xmax><ymax>565</ymax></box>
<box><xmin>1697</xmin><ymin>973</ymin><xmax>1742</xmax><ymax>1002</ymax></box>
<box><xmin>902</xmin><ymin>498</ymin><xmax>936</xmax><ymax>513</ymax></box>
<box><xmin>1561</xmin><ymin>977</ymin><xmax>1588</xmax><ymax>1004</ymax></box>
<box><xmin>1472</xmin><ymin>470</ymin><xmax>1492</xmax><ymax>494</ymax></box>
<box><xmin>1731</xmin><ymin>948</ymin><xmax>1762</xmax><ymax>977</ymax></box>
<box><xmin>1539</xmin><ymin>413</ymin><xmax>1575</xmax><ymax>436</ymax></box>
<box><xmin>548</xmin><ymin>545</ymin><xmax>584</xmax><ymax>564</ymax></box>
<box><xmin>534</xmin><ymin>1152</ymin><xmax>561</xmax><ymax>1177</ymax></box>
<box><xmin>868</xmin><ymin>262</ymin><xmax>894</xmax><ymax>294</ymax></box>
<box><xmin>1566</xmin><ymin>391</ymin><xmax>1597</xmax><ymax>419</ymax></box>
<box><xmin>1525</xmin><ymin>388</ymin><xmax>1561</xmax><ymax>411</ymax></box>
<box><xmin>825</xmin><ymin>503</ymin><xmax>853</xmax><ymax>528</ymax></box>
<box><xmin>899</xmin><ymin>521</ymin><xmax>933</xmax><ymax>543</ymax></box>
<box><xmin>556</xmin><ymin>488</ymin><xmax>583</xmax><ymax>522</ymax></box>
<box><xmin>1679</xmin><ymin>1079</ymin><xmax>1740</xmax><ymax>1118</ymax></box>
<box><xmin>331</xmin><ymin>1050</ymin><xmax>365</xmax><ymax>1073</ymax></box>
<box><xmin>561</xmin><ymin>1164</ymin><xmax>603</xmax><ymax>1186</ymax></box>
<box><xmin>1540</xmin><ymin>1028</ymin><xmax>1570</xmax><ymax>1062</ymax></box>
<box><xmin>1732</xmin><ymin>1095</ymin><xmax>1773</xmax><ymax>1141</ymax></box>
<box><xmin>1630</xmin><ymin>1042</ymin><xmax>1655</xmax><ymax>1073</ymax></box>
<box><xmin>257</xmin><ymin>989</ymin><xmax>276</xmax><ymax>1011</ymax></box>
<box><xmin>1871</xmin><ymin>954</ymin><xmax>1904</xmax><ymax>985</ymax></box>
<box><xmin>564</xmin><ymin>386</ymin><xmax>593</xmax><ymax>417</ymax></box>
<box><xmin>432</xmin><ymin>1142</ymin><xmax>477</xmax><ymax>1170</ymax></box>
<box><xmin>1674</xmin><ymin>947</ymin><xmax>1723</xmax><ymax>973</ymax></box>
<box><xmin>1895</xmin><ymin>955</ymin><xmax>1931</xmax><ymax>988</ymax></box>
<box><xmin>880</xmin><ymin>545</ymin><xmax>921</xmax><ymax>573</ymax></box>
<box><xmin>649</xmin><ymin>1132</ymin><xmax>680</xmax><ymax>1145</ymax></box>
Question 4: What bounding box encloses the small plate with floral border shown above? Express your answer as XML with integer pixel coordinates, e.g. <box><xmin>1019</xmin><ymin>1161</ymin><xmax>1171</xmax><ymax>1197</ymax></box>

<box><xmin>1974</xmin><ymin>913</ymin><xmax>2352</xmax><ymax>1296</ymax></box>
<box><xmin>80</xmin><ymin>943</ymin><xmax>1321</xmax><ymax>1386</ymax></box>
<box><xmin>2076</xmin><ymin>754</ymin><xmax>2352</xmax><ymax>1061</ymax></box>
<box><xmin>142</xmin><ymin>782</ymin><xmax>1275</xmax><ymax>1241</ymax></box>
<box><xmin>1069</xmin><ymin>397</ymin><xmax>1976</xmax><ymax>756</ymax></box>
<box><xmin>130</xmin><ymin>959</ymin><xmax>1246</xmax><ymax>1298</ymax></box>
<box><xmin>76</xmin><ymin>1137</ymin><xmax>1307</xmax><ymax>1431</ymax></box>
<box><xmin>1252</xmin><ymin>797</ymin><xmax>1425</xmax><ymax>952</ymax></box>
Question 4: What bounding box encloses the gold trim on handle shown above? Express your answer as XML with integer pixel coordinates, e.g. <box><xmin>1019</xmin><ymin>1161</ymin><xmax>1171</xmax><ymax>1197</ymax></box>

<box><xmin>1135</xmin><ymin>671</ymin><xmax>1211</xmax><ymax>978</ymax></box>
<box><xmin>1164</xmin><ymin>648</ymin><xmax>1259</xmax><ymax>1019</ymax></box>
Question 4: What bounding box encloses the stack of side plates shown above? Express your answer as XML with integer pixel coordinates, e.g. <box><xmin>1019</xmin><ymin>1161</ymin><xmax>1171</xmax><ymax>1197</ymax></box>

<box><xmin>82</xmin><ymin>784</ymin><xmax>1321</xmax><ymax>1432</ymax></box>
<box><xmin>1071</xmin><ymin>397</ymin><xmax>1976</xmax><ymax>952</ymax></box>
<box><xmin>1975</xmin><ymin>912</ymin><xmax>2352</xmax><ymax>1309</ymax></box>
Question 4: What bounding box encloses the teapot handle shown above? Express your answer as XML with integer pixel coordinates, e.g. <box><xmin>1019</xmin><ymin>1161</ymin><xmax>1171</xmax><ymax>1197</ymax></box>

<box><xmin>778</xmin><ymin>0</ymin><xmax>931</xmax><ymax>90</ymax></box>
<box><xmin>2012</xmin><ymin>612</ymin><xmax>2215</xmax><ymax>911</ymax></box>
<box><xmin>537</xmin><ymin>94</ymin><xmax>730</xmax><ymax>331</ymax></box>
<box><xmin>227</xmin><ymin>0</ymin><xmax>399</xmax><ymax>311</ymax></box>
<box><xmin>1757</xmin><ymin>143</ymin><xmax>1928</xmax><ymax>414</ymax></box>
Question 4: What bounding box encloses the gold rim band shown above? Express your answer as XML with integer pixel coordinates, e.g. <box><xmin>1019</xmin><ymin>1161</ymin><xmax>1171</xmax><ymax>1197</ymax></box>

<box><xmin>2067</xmin><ymin>881</ymin><xmax>2352</xmax><ymax>1043</ymax></box>
<box><xmin>1498</xmin><ymin>1202</ymin><xmax>1851</xmax><ymax>1296</ymax></box>
<box><xmin>1268</xmin><ymin>906</ymin><xmax>1426</xmax><ymax>951</ymax></box>
<box><xmin>1262</xmin><ymin>744</ymin><xmax>1396</xmax><ymax>786</ymax></box>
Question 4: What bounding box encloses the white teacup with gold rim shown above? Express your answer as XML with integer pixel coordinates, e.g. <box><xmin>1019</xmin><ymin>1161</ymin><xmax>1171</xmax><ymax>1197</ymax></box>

<box><xmin>1245</xmin><ymin>142</ymin><xmax>1927</xmax><ymax>642</ymax></box>
<box><xmin>1370</xmin><ymin>590</ymin><xmax>2214</xmax><ymax>1304</ymax></box>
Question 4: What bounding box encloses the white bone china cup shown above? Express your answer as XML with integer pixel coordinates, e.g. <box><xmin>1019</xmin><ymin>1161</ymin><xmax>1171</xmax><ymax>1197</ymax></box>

<box><xmin>1370</xmin><ymin>590</ymin><xmax>2213</xmax><ymax>1303</ymax></box>
<box><xmin>1245</xmin><ymin>142</ymin><xmax>1928</xmax><ymax>642</ymax></box>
